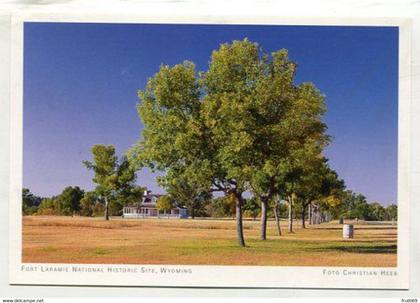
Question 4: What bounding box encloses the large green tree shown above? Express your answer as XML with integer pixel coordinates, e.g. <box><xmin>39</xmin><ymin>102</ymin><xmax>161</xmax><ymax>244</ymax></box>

<box><xmin>246</xmin><ymin>61</ymin><xmax>329</xmax><ymax>238</ymax></box>
<box><xmin>133</xmin><ymin>39</ymin><xmax>329</xmax><ymax>246</ymax></box>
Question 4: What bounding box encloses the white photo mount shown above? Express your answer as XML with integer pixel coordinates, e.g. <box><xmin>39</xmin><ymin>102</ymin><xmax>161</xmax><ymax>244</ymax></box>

<box><xmin>8</xmin><ymin>12</ymin><xmax>411</xmax><ymax>289</ymax></box>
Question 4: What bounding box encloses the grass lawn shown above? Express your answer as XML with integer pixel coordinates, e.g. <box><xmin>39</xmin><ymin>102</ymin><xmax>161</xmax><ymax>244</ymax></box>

<box><xmin>22</xmin><ymin>216</ymin><xmax>397</xmax><ymax>267</ymax></box>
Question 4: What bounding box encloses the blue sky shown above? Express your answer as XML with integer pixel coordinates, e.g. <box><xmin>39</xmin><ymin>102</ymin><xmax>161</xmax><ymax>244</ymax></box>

<box><xmin>23</xmin><ymin>23</ymin><xmax>398</xmax><ymax>205</ymax></box>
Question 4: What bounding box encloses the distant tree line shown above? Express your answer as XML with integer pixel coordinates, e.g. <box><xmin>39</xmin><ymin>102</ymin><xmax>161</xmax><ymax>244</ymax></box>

<box><xmin>332</xmin><ymin>190</ymin><xmax>398</xmax><ymax>222</ymax></box>
<box><xmin>23</xmin><ymin>184</ymin><xmax>397</xmax><ymax>223</ymax></box>
<box><xmin>23</xmin><ymin>186</ymin><xmax>139</xmax><ymax>217</ymax></box>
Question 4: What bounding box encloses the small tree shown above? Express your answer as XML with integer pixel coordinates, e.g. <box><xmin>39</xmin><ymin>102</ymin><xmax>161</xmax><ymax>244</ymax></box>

<box><xmin>84</xmin><ymin>146</ymin><xmax>142</xmax><ymax>220</ymax></box>
<box><xmin>80</xmin><ymin>191</ymin><xmax>97</xmax><ymax>217</ymax></box>
<box><xmin>156</xmin><ymin>195</ymin><xmax>174</xmax><ymax>217</ymax></box>
<box><xmin>58</xmin><ymin>186</ymin><xmax>84</xmax><ymax>216</ymax></box>
<box><xmin>83</xmin><ymin>145</ymin><xmax>118</xmax><ymax>220</ymax></box>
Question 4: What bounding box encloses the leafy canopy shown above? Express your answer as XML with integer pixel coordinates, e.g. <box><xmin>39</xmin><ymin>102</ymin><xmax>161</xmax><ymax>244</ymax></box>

<box><xmin>84</xmin><ymin>145</ymin><xmax>138</xmax><ymax>200</ymax></box>
<box><xmin>132</xmin><ymin>39</ymin><xmax>328</xmax><ymax>200</ymax></box>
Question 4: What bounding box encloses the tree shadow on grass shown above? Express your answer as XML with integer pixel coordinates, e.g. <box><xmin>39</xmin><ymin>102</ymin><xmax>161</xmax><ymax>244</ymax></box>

<box><xmin>316</xmin><ymin>244</ymin><xmax>397</xmax><ymax>254</ymax></box>
<box><xmin>313</xmin><ymin>227</ymin><xmax>397</xmax><ymax>231</ymax></box>
<box><xmin>326</xmin><ymin>239</ymin><xmax>397</xmax><ymax>244</ymax></box>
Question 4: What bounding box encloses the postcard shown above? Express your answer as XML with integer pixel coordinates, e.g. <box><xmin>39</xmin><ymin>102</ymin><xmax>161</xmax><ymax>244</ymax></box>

<box><xmin>8</xmin><ymin>12</ymin><xmax>411</xmax><ymax>288</ymax></box>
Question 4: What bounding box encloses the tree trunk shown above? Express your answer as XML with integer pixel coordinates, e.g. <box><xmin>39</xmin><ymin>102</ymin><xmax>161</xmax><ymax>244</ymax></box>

<box><xmin>288</xmin><ymin>195</ymin><xmax>293</xmax><ymax>233</ymax></box>
<box><xmin>314</xmin><ymin>207</ymin><xmax>320</xmax><ymax>224</ymax></box>
<box><xmin>191</xmin><ymin>207</ymin><xmax>195</xmax><ymax>219</ymax></box>
<box><xmin>308</xmin><ymin>203</ymin><xmax>312</xmax><ymax>225</ymax></box>
<box><xmin>104</xmin><ymin>197</ymin><xmax>109</xmax><ymax>221</ymax></box>
<box><xmin>312</xmin><ymin>205</ymin><xmax>315</xmax><ymax>224</ymax></box>
<box><xmin>273</xmin><ymin>202</ymin><xmax>282</xmax><ymax>236</ymax></box>
<box><xmin>260</xmin><ymin>198</ymin><xmax>268</xmax><ymax>240</ymax></box>
<box><xmin>301</xmin><ymin>207</ymin><xmax>306</xmax><ymax>229</ymax></box>
<box><xmin>234</xmin><ymin>193</ymin><xmax>246</xmax><ymax>247</ymax></box>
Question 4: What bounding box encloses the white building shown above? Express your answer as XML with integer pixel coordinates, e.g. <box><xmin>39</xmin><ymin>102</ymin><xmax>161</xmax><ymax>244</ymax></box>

<box><xmin>122</xmin><ymin>190</ymin><xmax>188</xmax><ymax>219</ymax></box>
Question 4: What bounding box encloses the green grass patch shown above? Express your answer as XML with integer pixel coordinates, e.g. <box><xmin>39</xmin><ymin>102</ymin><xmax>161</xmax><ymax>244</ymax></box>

<box><xmin>40</xmin><ymin>245</ymin><xmax>58</xmax><ymax>253</ymax></box>
<box><xmin>89</xmin><ymin>247</ymin><xmax>110</xmax><ymax>256</ymax></box>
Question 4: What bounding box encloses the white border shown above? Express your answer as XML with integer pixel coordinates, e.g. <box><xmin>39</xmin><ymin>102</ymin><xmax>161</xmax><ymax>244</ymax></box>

<box><xmin>8</xmin><ymin>13</ymin><xmax>411</xmax><ymax>289</ymax></box>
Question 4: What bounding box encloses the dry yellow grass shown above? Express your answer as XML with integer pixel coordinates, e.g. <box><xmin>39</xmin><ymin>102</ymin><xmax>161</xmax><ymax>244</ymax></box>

<box><xmin>22</xmin><ymin>216</ymin><xmax>397</xmax><ymax>267</ymax></box>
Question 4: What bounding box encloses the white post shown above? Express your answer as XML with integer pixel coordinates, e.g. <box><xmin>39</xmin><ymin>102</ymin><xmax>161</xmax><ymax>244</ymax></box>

<box><xmin>343</xmin><ymin>224</ymin><xmax>354</xmax><ymax>239</ymax></box>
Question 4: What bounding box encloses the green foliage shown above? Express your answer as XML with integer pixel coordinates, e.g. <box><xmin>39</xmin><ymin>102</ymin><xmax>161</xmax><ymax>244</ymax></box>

<box><xmin>277</xmin><ymin>201</ymin><xmax>289</xmax><ymax>218</ymax></box>
<box><xmin>162</xmin><ymin>174</ymin><xmax>211</xmax><ymax>218</ymax></box>
<box><xmin>293</xmin><ymin>158</ymin><xmax>346</xmax><ymax>224</ymax></box>
<box><xmin>385</xmin><ymin>204</ymin><xmax>398</xmax><ymax>221</ymax></box>
<box><xmin>133</xmin><ymin>39</ymin><xmax>332</xmax><ymax>245</ymax></box>
<box><xmin>109</xmin><ymin>185</ymin><xmax>145</xmax><ymax>216</ymax></box>
<box><xmin>37</xmin><ymin>197</ymin><xmax>61</xmax><ymax>215</ymax></box>
<box><xmin>243</xmin><ymin>197</ymin><xmax>260</xmax><ymax>219</ymax></box>
<box><xmin>156</xmin><ymin>195</ymin><xmax>174</xmax><ymax>212</ymax></box>
<box><xmin>92</xmin><ymin>202</ymin><xmax>105</xmax><ymax>217</ymax></box>
<box><xmin>83</xmin><ymin>145</ymin><xmax>118</xmax><ymax>199</ymax></box>
<box><xmin>369</xmin><ymin>202</ymin><xmax>387</xmax><ymax>221</ymax></box>
<box><xmin>58</xmin><ymin>186</ymin><xmax>84</xmax><ymax>215</ymax></box>
<box><xmin>22</xmin><ymin>188</ymin><xmax>42</xmax><ymax>215</ymax></box>
<box><xmin>80</xmin><ymin>191</ymin><xmax>98</xmax><ymax>217</ymax></box>
<box><xmin>84</xmin><ymin>145</ymin><xmax>141</xmax><ymax>219</ymax></box>
<box><xmin>36</xmin><ymin>187</ymin><xmax>84</xmax><ymax>216</ymax></box>
<box><xmin>115</xmin><ymin>157</ymin><xmax>144</xmax><ymax>204</ymax></box>
<box><xmin>205</xmin><ymin>196</ymin><xmax>236</xmax><ymax>218</ymax></box>
<box><xmin>347</xmin><ymin>192</ymin><xmax>371</xmax><ymax>220</ymax></box>
<box><xmin>336</xmin><ymin>190</ymin><xmax>396</xmax><ymax>221</ymax></box>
